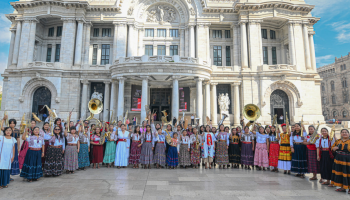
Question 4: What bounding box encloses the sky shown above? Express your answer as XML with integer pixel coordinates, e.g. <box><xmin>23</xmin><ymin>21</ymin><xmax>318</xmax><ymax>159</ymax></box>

<box><xmin>0</xmin><ymin>0</ymin><xmax>349</xmax><ymax>86</ymax></box>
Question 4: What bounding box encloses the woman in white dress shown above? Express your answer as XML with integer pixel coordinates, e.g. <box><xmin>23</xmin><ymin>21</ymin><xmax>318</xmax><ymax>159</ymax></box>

<box><xmin>0</xmin><ymin>127</ymin><xmax>16</xmax><ymax>188</ymax></box>
<box><xmin>115</xmin><ymin>124</ymin><xmax>130</xmax><ymax>168</ymax></box>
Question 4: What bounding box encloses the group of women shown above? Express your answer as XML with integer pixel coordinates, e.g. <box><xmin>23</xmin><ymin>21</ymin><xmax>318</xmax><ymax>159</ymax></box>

<box><xmin>1</xmin><ymin>114</ymin><xmax>350</xmax><ymax>195</ymax></box>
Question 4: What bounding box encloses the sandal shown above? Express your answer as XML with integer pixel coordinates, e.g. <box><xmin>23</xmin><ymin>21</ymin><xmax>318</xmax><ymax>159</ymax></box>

<box><xmin>300</xmin><ymin>174</ymin><xmax>306</xmax><ymax>179</ymax></box>
<box><xmin>335</xmin><ymin>188</ymin><xmax>346</xmax><ymax>192</ymax></box>
<box><xmin>319</xmin><ymin>179</ymin><xmax>323</xmax><ymax>183</ymax></box>
<box><xmin>287</xmin><ymin>171</ymin><xmax>291</xmax><ymax>175</ymax></box>
<box><xmin>322</xmin><ymin>182</ymin><xmax>330</xmax><ymax>185</ymax></box>
<box><xmin>328</xmin><ymin>184</ymin><xmax>334</xmax><ymax>187</ymax></box>
<box><xmin>309</xmin><ymin>177</ymin><xmax>317</xmax><ymax>181</ymax></box>
<box><xmin>10</xmin><ymin>178</ymin><xmax>14</xmax><ymax>182</ymax></box>
<box><xmin>295</xmin><ymin>174</ymin><xmax>301</xmax><ymax>177</ymax></box>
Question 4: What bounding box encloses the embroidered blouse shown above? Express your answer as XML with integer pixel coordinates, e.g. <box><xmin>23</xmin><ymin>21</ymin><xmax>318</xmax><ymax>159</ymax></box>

<box><xmin>40</xmin><ymin>129</ymin><xmax>52</xmax><ymax>140</ymax></box>
<box><xmin>79</xmin><ymin>132</ymin><xmax>90</xmax><ymax>145</ymax></box>
<box><xmin>91</xmin><ymin>134</ymin><xmax>101</xmax><ymax>144</ymax></box>
<box><xmin>229</xmin><ymin>135</ymin><xmax>240</xmax><ymax>143</ymax></box>
<box><xmin>179</xmin><ymin>135</ymin><xmax>190</xmax><ymax>148</ymax></box>
<box><xmin>332</xmin><ymin>139</ymin><xmax>350</xmax><ymax>153</ymax></box>
<box><xmin>154</xmin><ymin>134</ymin><xmax>166</xmax><ymax>147</ymax></box>
<box><xmin>216</xmin><ymin>132</ymin><xmax>230</xmax><ymax>146</ymax></box>
<box><xmin>241</xmin><ymin>131</ymin><xmax>254</xmax><ymax>142</ymax></box>
<box><xmin>143</xmin><ymin>132</ymin><xmax>154</xmax><ymax>147</ymax></box>
<box><xmin>49</xmin><ymin>135</ymin><xmax>65</xmax><ymax>150</ymax></box>
<box><xmin>27</xmin><ymin>135</ymin><xmax>44</xmax><ymax>148</ymax></box>
<box><xmin>109</xmin><ymin>131</ymin><xmax>118</xmax><ymax>141</ymax></box>
<box><xmin>66</xmin><ymin>133</ymin><xmax>79</xmax><ymax>144</ymax></box>
<box><xmin>290</xmin><ymin>131</ymin><xmax>308</xmax><ymax>147</ymax></box>
<box><xmin>131</xmin><ymin>133</ymin><xmax>142</xmax><ymax>142</ymax></box>
<box><xmin>316</xmin><ymin>137</ymin><xmax>335</xmax><ymax>148</ymax></box>
<box><xmin>269</xmin><ymin>134</ymin><xmax>278</xmax><ymax>142</ymax></box>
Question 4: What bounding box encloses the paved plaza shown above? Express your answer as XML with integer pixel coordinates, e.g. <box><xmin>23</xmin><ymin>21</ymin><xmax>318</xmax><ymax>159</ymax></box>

<box><xmin>2</xmin><ymin>166</ymin><xmax>349</xmax><ymax>200</ymax></box>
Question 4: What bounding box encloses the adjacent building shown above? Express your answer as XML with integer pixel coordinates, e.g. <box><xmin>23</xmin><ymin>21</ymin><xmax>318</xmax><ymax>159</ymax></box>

<box><xmin>1</xmin><ymin>0</ymin><xmax>324</xmax><ymax>125</ymax></box>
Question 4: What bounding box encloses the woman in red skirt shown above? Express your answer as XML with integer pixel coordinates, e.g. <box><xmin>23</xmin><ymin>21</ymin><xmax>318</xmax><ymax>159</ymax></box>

<box><xmin>40</xmin><ymin>122</ymin><xmax>51</xmax><ymax>169</ymax></box>
<box><xmin>303</xmin><ymin>125</ymin><xmax>320</xmax><ymax>181</ymax></box>
<box><xmin>129</xmin><ymin>126</ymin><xmax>142</xmax><ymax>168</ymax></box>
<box><xmin>269</xmin><ymin>125</ymin><xmax>279</xmax><ymax>172</ymax></box>
<box><xmin>90</xmin><ymin>126</ymin><xmax>104</xmax><ymax>169</ymax></box>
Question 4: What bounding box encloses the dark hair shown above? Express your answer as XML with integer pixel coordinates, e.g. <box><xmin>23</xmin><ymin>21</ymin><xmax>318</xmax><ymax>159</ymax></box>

<box><xmin>83</xmin><ymin>120</ymin><xmax>88</xmax><ymax>123</ymax></box>
<box><xmin>31</xmin><ymin>120</ymin><xmax>36</xmax><ymax>123</ymax></box>
<box><xmin>199</xmin><ymin>125</ymin><xmax>205</xmax><ymax>134</ymax></box>
<box><xmin>128</xmin><ymin>123</ymin><xmax>133</xmax><ymax>127</ymax></box>
<box><xmin>258</xmin><ymin>126</ymin><xmax>266</xmax><ymax>134</ymax></box>
<box><xmin>70</xmin><ymin>126</ymin><xmax>76</xmax><ymax>132</ymax></box>
<box><xmin>173</xmin><ymin>132</ymin><xmax>178</xmax><ymax>137</ymax></box>
<box><xmin>231</xmin><ymin>128</ymin><xmax>238</xmax><ymax>136</ymax></box>
<box><xmin>53</xmin><ymin>125</ymin><xmax>63</xmax><ymax>141</ymax></box>
<box><xmin>91</xmin><ymin>124</ymin><xmax>95</xmax><ymax>128</ymax></box>
<box><xmin>244</xmin><ymin>126</ymin><xmax>249</xmax><ymax>131</ymax></box>
<box><xmin>320</xmin><ymin>127</ymin><xmax>329</xmax><ymax>133</ymax></box>
<box><xmin>269</xmin><ymin>125</ymin><xmax>277</xmax><ymax>136</ymax></box>
<box><xmin>3</xmin><ymin>127</ymin><xmax>12</xmax><ymax>135</ymax></box>
<box><xmin>9</xmin><ymin>119</ymin><xmax>16</xmax><ymax>125</ymax></box>
<box><xmin>42</xmin><ymin>122</ymin><xmax>50</xmax><ymax>132</ymax></box>
<box><xmin>121</xmin><ymin>124</ymin><xmax>126</xmax><ymax>127</ymax></box>
<box><xmin>54</xmin><ymin>118</ymin><xmax>61</xmax><ymax>125</ymax></box>
<box><xmin>292</xmin><ymin>123</ymin><xmax>302</xmax><ymax>136</ymax></box>
<box><xmin>224</xmin><ymin>126</ymin><xmax>229</xmax><ymax>131</ymax></box>
<box><xmin>341</xmin><ymin>129</ymin><xmax>350</xmax><ymax>134</ymax></box>
<box><xmin>145</xmin><ymin>125</ymin><xmax>151</xmax><ymax>132</ymax></box>
<box><xmin>134</xmin><ymin>126</ymin><xmax>141</xmax><ymax>135</ymax></box>
<box><xmin>167</xmin><ymin>124</ymin><xmax>172</xmax><ymax>129</ymax></box>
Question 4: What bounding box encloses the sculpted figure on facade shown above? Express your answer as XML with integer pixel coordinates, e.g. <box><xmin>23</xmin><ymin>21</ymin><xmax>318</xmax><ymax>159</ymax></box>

<box><xmin>146</xmin><ymin>5</ymin><xmax>177</xmax><ymax>24</ymax></box>
<box><xmin>218</xmin><ymin>93</ymin><xmax>230</xmax><ymax>113</ymax></box>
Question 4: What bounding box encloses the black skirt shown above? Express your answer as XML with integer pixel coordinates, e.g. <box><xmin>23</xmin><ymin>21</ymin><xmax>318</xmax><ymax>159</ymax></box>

<box><xmin>43</xmin><ymin>146</ymin><xmax>64</xmax><ymax>176</ymax></box>
<box><xmin>320</xmin><ymin>151</ymin><xmax>333</xmax><ymax>180</ymax></box>
<box><xmin>228</xmin><ymin>143</ymin><xmax>241</xmax><ymax>164</ymax></box>
<box><xmin>331</xmin><ymin>151</ymin><xmax>350</xmax><ymax>189</ymax></box>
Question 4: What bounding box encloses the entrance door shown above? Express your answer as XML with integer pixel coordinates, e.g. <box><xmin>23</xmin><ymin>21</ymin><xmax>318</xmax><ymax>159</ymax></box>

<box><xmin>151</xmin><ymin>106</ymin><xmax>160</xmax><ymax>121</ymax></box>
<box><xmin>32</xmin><ymin>87</ymin><xmax>51</xmax><ymax>121</ymax></box>
<box><xmin>270</xmin><ymin>89</ymin><xmax>289</xmax><ymax>124</ymax></box>
<box><xmin>150</xmin><ymin>88</ymin><xmax>172</xmax><ymax>122</ymax></box>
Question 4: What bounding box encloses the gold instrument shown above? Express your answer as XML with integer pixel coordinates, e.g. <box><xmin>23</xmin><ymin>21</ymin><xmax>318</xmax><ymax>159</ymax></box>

<box><xmin>86</xmin><ymin>112</ymin><xmax>94</xmax><ymax>121</ymax></box>
<box><xmin>243</xmin><ymin>104</ymin><xmax>260</xmax><ymax>132</ymax></box>
<box><xmin>161</xmin><ymin>110</ymin><xmax>172</xmax><ymax>126</ymax></box>
<box><xmin>19</xmin><ymin>113</ymin><xmax>26</xmax><ymax>135</ymax></box>
<box><xmin>123</xmin><ymin>110</ymin><xmax>129</xmax><ymax>124</ymax></box>
<box><xmin>86</xmin><ymin>97</ymin><xmax>103</xmax><ymax>124</ymax></box>
<box><xmin>144</xmin><ymin>105</ymin><xmax>150</xmax><ymax>121</ymax></box>
<box><xmin>67</xmin><ymin>114</ymin><xmax>70</xmax><ymax>132</ymax></box>
<box><xmin>310</xmin><ymin>122</ymin><xmax>320</xmax><ymax>144</ymax></box>
<box><xmin>165</xmin><ymin>129</ymin><xmax>172</xmax><ymax>145</ymax></box>
<box><xmin>286</xmin><ymin>112</ymin><xmax>290</xmax><ymax>134</ymax></box>
<box><xmin>329</xmin><ymin>122</ymin><xmax>336</xmax><ymax>141</ymax></box>
<box><xmin>42</xmin><ymin>105</ymin><xmax>57</xmax><ymax>119</ymax></box>
<box><xmin>4</xmin><ymin>111</ymin><xmax>9</xmax><ymax>127</ymax></box>
<box><xmin>32</xmin><ymin>113</ymin><xmax>42</xmax><ymax>122</ymax></box>
<box><xmin>110</xmin><ymin>110</ymin><xmax>116</xmax><ymax>125</ymax></box>
<box><xmin>50</xmin><ymin>121</ymin><xmax>54</xmax><ymax>136</ymax></box>
<box><xmin>206</xmin><ymin>116</ymin><xmax>210</xmax><ymax>125</ymax></box>
<box><xmin>218</xmin><ymin>114</ymin><xmax>228</xmax><ymax>126</ymax></box>
<box><xmin>195</xmin><ymin>132</ymin><xmax>200</xmax><ymax>150</ymax></box>
<box><xmin>300</xmin><ymin>115</ymin><xmax>304</xmax><ymax>136</ymax></box>
<box><xmin>272</xmin><ymin>114</ymin><xmax>277</xmax><ymax>126</ymax></box>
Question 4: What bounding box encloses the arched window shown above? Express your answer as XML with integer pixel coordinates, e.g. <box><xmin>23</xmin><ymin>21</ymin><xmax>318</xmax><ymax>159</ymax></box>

<box><xmin>331</xmin><ymin>81</ymin><xmax>335</xmax><ymax>91</ymax></box>
<box><xmin>322</xmin><ymin>97</ymin><xmax>326</xmax><ymax>104</ymax></box>
<box><xmin>344</xmin><ymin>92</ymin><xmax>349</xmax><ymax>103</ymax></box>
<box><xmin>321</xmin><ymin>83</ymin><xmax>325</xmax><ymax>91</ymax></box>
<box><xmin>332</xmin><ymin>95</ymin><xmax>336</xmax><ymax>104</ymax></box>
<box><xmin>343</xmin><ymin>111</ymin><xmax>348</xmax><ymax>118</ymax></box>
<box><xmin>333</xmin><ymin>110</ymin><xmax>338</xmax><ymax>118</ymax></box>
<box><xmin>341</xmin><ymin>65</ymin><xmax>343</xmax><ymax>71</ymax></box>
<box><xmin>344</xmin><ymin>64</ymin><xmax>347</xmax><ymax>70</ymax></box>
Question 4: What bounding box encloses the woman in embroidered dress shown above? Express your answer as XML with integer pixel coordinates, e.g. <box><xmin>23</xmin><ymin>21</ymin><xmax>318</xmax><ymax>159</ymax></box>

<box><xmin>103</xmin><ymin>123</ymin><xmax>117</xmax><ymax>168</ymax></box>
<box><xmin>290</xmin><ymin>123</ymin><xmax>308</xmax><ymax>178</ymax></box>
<box><xmin>178</xmin><ymin>130</ymin><xmax>191</xmax><ymax>168</ymax></box>
<box><xmin>91</xmin><ymin>126</ymin><xmax>104</xmax><ymax>169</ymax></box>
<box><xmin>40</xmin><ymin>122</ymin><xmax>51</xmax><ymax>169</ymax></box>
<box><xmin>78</xmin><ymin>126</ymin><xmax>90</xmax><ymax>170</ymax></box>
<box><xmin>303</xmin><ymin>125</ymin><xmax>320</xmax><ymax>181</ymax></box>
<box><xmin>269</xmin><ymin>125</ymin><xmax>279</xmax><ymax>172</ymax></box>
<box><xmin>19</xmin><ymin>120</ymin><xmax>36</xmax><ymax>171</ymax></box>
<box><xmin>190</xmin><ymin>127</ymin><xmax>201</xmax><ymax>169</ymax></box>
<box><xmin>0</xmin><ymin>127</ymin><xmax>16</xmax><ymax>188</ymax></box>
<box><xmin>43</xmin><ymin>126</ymin><xmax>65</xmax><ymax>176</ymax></box>
<box><xmin>153</xmin><ymin>128</ymin><xmax>166</xmax><ymax>168</ymax></box>
<box><xmin>241</xmin><ymin>126</ymin><xmax>255</xmax><ymax>170</ymax></box>
<box><xmin>331</xmin><ymin>129</ymin><xmax>350</xmax><ymax>193</ymax></box>
<box><xmin>129</xmin><ymin>126</ymin><xmax>142</xmax><ymax>168</ymax></box>
<box><xmin>166</xmin><ymin>132</ymin><xmax>179</xmax><ymax>169</ymax></box>
<box><xmin>115</xmin><ymin>124</ymin><xmax>130</xmax><ymax>168</ymax></box>
<box><xmin>278</xmin><ymin>123</ymin><xmax>291</xmax><ymax>174</ymax></box>
<box><xmin>63</xmin><ymin>126</ymin><xmax>80</xmax><ymax>174</ymax></box>
<box><xmin>316</xmin><ymin>127</ymin><xmax>335</xmax><ymax>186</ymax></box>
<box><xmin>228</xmin><ymin>127</ymin><xmax>241</xmax><ymax>168</ymax></box>
<box><xmin>215</xmin><ymin>125</ymin><xmax>229</xmax><ymax>169</ymax></box>
<box><xmin>252</xmin><ymin>126</ymin><xmax>270</xmax><ymax>170</ymax></box>
<box><xmin>140</xmin><ymin>125</ymin><xmax>154</xmax><ymax>169</ymax></box>
<box><xmin>20</xmin><ymin>127</ymin><xmax>44</xmax><ymax>182</ymax></box>
<box><xmin>187</xmin><ymin>124</ymin><xmax>194</xmax><ymax>136</ymax></box>
<box><xmin>202</xmin><ymin>125</ymin><xmax>216</xmax><ymax>169</ymax></box>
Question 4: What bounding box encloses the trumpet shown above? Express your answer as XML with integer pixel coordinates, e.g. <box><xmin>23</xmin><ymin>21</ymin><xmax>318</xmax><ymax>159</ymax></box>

<box><xmin>32</xmin><ymin>112</ymin><xmax>42</xmax><ymax>122</ymax></box>
<box><xmin>4</xmin><ymin>111</ymin><xmax>9</xmax><ymax>127</ymax></box>
<box><xmin>19</xmin><ymin>113</ymin><xmax>26</xmax><ymax>135</ymax></box>
<box><xmin>329</xmin><ymin>122</ymin><xmax>336</xmax><ymax>141</ymax></box>
<box><xmin>144</xmin><ymin>105</ymin><xmax>150</xmax><ymax>121</ymax></box>
<box><xmin>218</xmin><ymin>114</ymin><xmax>228</xmax><ymax>126</ymax></box>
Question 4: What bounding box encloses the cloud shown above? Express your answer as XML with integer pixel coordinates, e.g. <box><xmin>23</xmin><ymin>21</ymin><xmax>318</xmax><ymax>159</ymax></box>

<box><xmin>330</xmin><ymin>21</ymin><xmax>350</xmax><ymax>43</ymax></box>
<box><xmin>305</xmin><ymin>0</ymin><xmax>347</xmax><ymax>17</ymax></box>
<box><xmin>0</xmin><ymin>14</ymin><xmax>11</xmax><ymax>44</ymax></box>
<box><xmin>316</xmin><ymin>54</ymin><xmax>334</xmax><ymax>68</ymax></box>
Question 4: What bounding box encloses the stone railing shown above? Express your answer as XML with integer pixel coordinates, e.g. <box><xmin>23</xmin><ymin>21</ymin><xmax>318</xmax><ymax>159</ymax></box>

<box><xmin>258</xmin><ymin>64</ymin><xmax>296</xmax><ymax>72</ymax></box>
<box><xmin>27</xmin><ymin>61</ymin><xmax>63</xmax><ymax>69</ymax></box>
<box><xmin>114</xmin><ymin>55</ymin><xmax>208</xmax><ymax>66</ymax></box>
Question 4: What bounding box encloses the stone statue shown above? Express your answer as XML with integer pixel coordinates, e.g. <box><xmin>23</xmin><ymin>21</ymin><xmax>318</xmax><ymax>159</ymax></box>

<box><xmin>218</xmin><ymin>93</ymin><xmax>230</xmax><ymax>112</ymax></box>
<box><xmin>147</xmin><ymin>10</ymin><xmax>157</xmax><ymax>22</ymax></box>
<box><xmin>146</xmin><ymin>5</ymin><xmax>177</xmax><ymax>24</ymax></box>
<box><xmin>158</xmin><ymin>6</ymin><xmax>164</xmax><ymax>22</ymax></box>
<box><xmin>127</xmin><ymin>7</ymin><xmax>134</xmax><ymax>15</ymax></box>
<box><xmin>189</xmin><ymin>7</ymin><xmax>196</xmax><ymax>16</ymax></box>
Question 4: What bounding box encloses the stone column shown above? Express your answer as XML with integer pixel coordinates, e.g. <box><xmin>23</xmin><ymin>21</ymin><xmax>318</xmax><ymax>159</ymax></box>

<box><xmin>127</xmin><ymin>23</ymin><xmax>137</xmax><ymax>57</ymax></box>
<box><xmin>1</xmin><ymin>78</ymin><xmax>8</xmax><ymax>110</ymax></box>
<box><xmin>74</xmin><ymin>20</ymin><xmax>84</xmax><ymax>66</ymax></box>
<box><xmin>309</xmin><ymin>31</ymin><xmax>317</xmax><ymax>70</ymax></box>
<box><xmin>180</xmin><ymin>28</ymin><xmax>185</xmax><ymax>57</ymax></box>
<box><xmin>27</xmin><ymin>20</ymin><xmax>37</xmax><ymax>63</ymax></box>
<box><xmin>7</xmin><ymin>30</ymin><xmax>16</xmax><ymax>67</ymax></box>
<box><xmin>232</xmin><ymin>23</ymin><xmax>240</xmax><ymax>68</ymax></box>
<box><xmin>138</xmin><ymin>28</ymin><xmax>144</xmax><ymax>56</ymax></box>
<box><xmin>103</xmin><ymin>81</ymin><xmax>111</xmax><ymax>121</ymax></box>
<box><xmin>196</xmin><ymin>78</ymin><xmax>204</xmax><ymax>125</ymax></box>
<box><xmin>83</xmin><ymin>22</ymin><xmax>91</xmax><ymax>67</ymax></box>
<box><xmin>240</xmin><ymin>21</ymin><xmax>248</xmax><ymax>68</ymax></box>
<box><xmin>60</xmin><ymin>18</ymin><xmax>77</xmax><ymax>68</ymax></box>
<box><xmin>116</xmin><ymin>23</ymin><xmax>127</xmax><ymax>59</ymax></box>
<box><xmin>117</xmin><ymin>77</ymin><xmax>126</xmax><ymax>120</ymax></box>
<box><xmin>12</xmin><ymin>21</ymin><xmax>22</xmax><ymax>65</ymax></box>
<box><xmin>141</xmin><ymin>76</ymin><xmax>149</xmax><ymax>122</ymax></box>
<box><xmin>110</xmin><ymin>80</ymin><xmax>118</xmax><ymax>121</ymax></box>
<box><xmin>51</xmin><ymin>44</ymin><xmax>56</xmax><ymax>63</ymax></box>
<box><xmin>288</xmin><ymin>22</ymin><xmax>296</xmax><ymax>65</ymax></box>
<box><xmin>18</xmin><ymin>20</ymin><xmax>31</xmax><ymax>67</ymax></box>
<box><xmin>302</xmin><ymin>23</ymin><xmax>312</xmax><ymax>70</ymax></box>
<box><xmin>248</xmin><ymin>21</ymin><xmax>263</xmax><ymax>70</ymax></box>
<box><xmin>189</xmin><ymin>25</ymin><xmax>195</xmax><ymax>57</ymax></box>
<box><xmin>205</xmin><ymin>82</ymin><xmax>211</xmax><ymax>122</ymax></box>
<box><xmin>280</xmin><ymin>43</ymin><xmax>285</xmax><ymax>64</ymax></box>
<box><xmin>113</xmin><ymin>23</ymin><xmax>118</xmax><ymax>61</ymax></box>
<box><xmin>81</xmin><ymin>80</ymin><xmax>89</xmax><ymax>119</ymax></box>
<box><xmin>232</xmin><ymin>83</ymin><xmax>241</xmax><ymax>126</ymax></box>
<box><xmin>185</xmin><ymin>28</ymin><xmax>189</xmax><ymax>57</ymax></box>
<box><xmin>211</xmin><ymin>83</ymin><xmax>218</xmax><ymax>126</ymax></box>
<box><xmin>172</xmin><ymin>76</ymin><xmax>180</xmax><ymax>122</ymax></box>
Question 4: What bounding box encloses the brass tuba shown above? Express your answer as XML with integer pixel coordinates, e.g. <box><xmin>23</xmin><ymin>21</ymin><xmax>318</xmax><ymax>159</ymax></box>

<box><xmin>243</xmin><ymin>104</ymin><xmax>261</xmax><ymax>122</ymax></box>
<box><xmin>19</xmin><ymin>113</ymin><xmax>26</xmax><ymax>135</ymax></box>
<box><xmin>88</xmin><ymin>98</ymin><xmax>103</xmax><ymax>115</ymax></box>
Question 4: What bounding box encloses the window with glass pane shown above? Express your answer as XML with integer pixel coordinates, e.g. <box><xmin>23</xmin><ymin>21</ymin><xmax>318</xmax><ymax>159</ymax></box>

<box><xmin>55</xmin><ymin>44</ymin><xmax>61</xmax><ymax>62</ymax></box>
<box><xmin>145</xmin><ymin>45</ymin><xmax>153</xmax><ymax>56</ymax></box>
<box><xmin>102</xmin><ymin>28</ymin><xmax>111</xmax><ymax>37</ymax></box>
<box><xmin>170</xmin><ymin>45</ymin><xmax>178</xmax><ymax>56</ymax></box>
<box><xmin>226</xmin><ymin>46</ymin><xmax>231</xmax><ymax>66</ymax></box>
<box><xmin>170</xmin><ymin>29</ymin><xmax>179</xmax><ymax>37</ymax></box>
<box><xmin>157</xmin><ymin>29</ymin><xmax>166</xmax><ymax>37</ymax></box>
<box><xmin>145</xmin><ymin>29</ymin><xmax>154</xmax><ymax>37</ymax></box>
<box><xmin>158</xmin><ymin>45</ymin><xmax>166</xmax><ymax>55</ymax></box>
<box><xmin>48</xmin><ymin>27</ymin><xmax>54</xmax><ymax>37</ymax></box>
<box><xmin>92</xmin><ymin>44</ymin><xmax>98</xmax><ymax>65</ymax></box>
<box><xmin>56</xmin><ymin>26</ymin><xmax>62</xmax><ymax>37</ymax></box>
<box><xmin>270</xmin><ymin>30</ymin><xmax>276</xmax><ymax>39</ymax></box>
<box><xmin>93</xmin><ymin>28</ymin><xmax>99</xmax><ymax>37</ymax></box>
<box><xmin>263</xmin><ymin>46</ymin><xmax>268</xmax><ymax>64</ymax></box>
<box><xmin>225</xmin><ymin>30</ymin><xmax>231</xmax><ymax>38</ymax></box>
<box><xmin>213</xmin><ymin>46</ymin><xmax>222</xmax><ymax>66</ymax></box>
<box><xmin>262</xmin><ymin>29</ymin><xmax>267</xmax><ymax>39</ymax></box>
<box><xmin>272</xmin><ymin>47</ymin><xmax>277</xmax><ymax>64</ymax></box>
<box><xmin>213</xmin><ymin>30</ymin><xmax>222</xmax><ymax>38</ymax></box>
<box><xmin>101</xmin><ymin>44</ymin><xmax>110</xmax><ymax>65</ymax></box>
<box><xmin>46</xmin><ymin>45</ymin><xmax>52</xmax><ymax>62</ymax></box>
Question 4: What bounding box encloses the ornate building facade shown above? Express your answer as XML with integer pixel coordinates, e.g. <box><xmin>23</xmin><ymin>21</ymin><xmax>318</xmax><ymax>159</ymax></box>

<box><xmin>318</xmin><ymin>53</ymin><xmax>350</xmax><ymax>121</ymax></box>
<box><xmin>1</xmin><ymin>0</ymin><xmax>324</xmax><ymax>125</ymax></box>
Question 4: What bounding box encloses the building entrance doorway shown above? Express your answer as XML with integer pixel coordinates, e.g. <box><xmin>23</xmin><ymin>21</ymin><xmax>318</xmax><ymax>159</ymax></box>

<box><xmin>150</xmin><ymin>88</ymin><xmax>172</xmax><ymax>122</ymax></box>
<box><xmin>32</xmin><ymin>86</ymin><xmax>51</xmax><ymax>121</ymax></box>
<box><xmin>270</xmin><ymin>89</ymin><xmax>289</xmax><ymax>124</ymax></box>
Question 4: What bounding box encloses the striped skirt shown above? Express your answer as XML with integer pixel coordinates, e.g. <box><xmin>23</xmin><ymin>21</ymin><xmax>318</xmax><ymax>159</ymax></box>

<box><xmin>153</xmin><ymin>142</ymin><xmax>166</xmax><ymax>166</ymax></box>
<box><xmin>241</xmin><ymin>142</ymin><xmax>254</xmax><ymax>165</ymax></box>
<box><xmin>20</xmin><ymin>149</ymin><xmax>43</xmax><ymax>179</ymax></box>
<box><xmin>129</xmin><ymin>142</ymin><xmax>142</xmax><ymax>164</ymax></box>
<box><xmin>228</xmin><ymin>143</ymin><xmax>241</xmax><ymax>164</ymax></box>
<box><xmin>269</xmin><ymin>143</ymin><xmax>279</xmax><ymax>167</ymax></box>
<box><xmin>216</xmin><ymin>141</ymin><xmax>229</xmax><ymax>165</ymax></box>
<box><xmin>78</xmin><ymin>144</ymin><xmax>90</xmax><ymax>168</ymax></box>
<box><xmin>178</xmin><ymin>144</ymin><xmax>191</xmax><ymax>166</ymax></box>
<box><xmin>331</xmin><ymin>151</ymin><xmax>350</xmax><ymax>189</ymax></box>
<box><xmin>291</xmin><ymin>144</ymin><xmax>308</xmax><ymax>173</ymax></box>
<box><xmin>140</xmin><ymin>142</ymin><xmax>153</xmax><ymax>165</ymax></box>
<box><xmin>166</xmin><ymin>146</ymin><xmax>178</xmax><ymax>167</ymax></box>
<box><xmin>41</xmin><ymin>140</ymin><xmax>50</xmax><ymax>168</ymax></box>
<box><xmin>64</xmin><ymin>145</ymin><xmax>79</xmax><ymax>171</ymax></box>
<box><xmin>254</xmin><ymin>143</ymin><xmax>269</xmax><ymax>168</ymax></box>
<box><xmin>307</xmin><ymin>149</ymin><xmax>320</xmax><ymax>174</ymax></box>
<box><xmin>190</xmin><ymin>143</ymin><xmax>201</xmax><ymax>165</ymax></box>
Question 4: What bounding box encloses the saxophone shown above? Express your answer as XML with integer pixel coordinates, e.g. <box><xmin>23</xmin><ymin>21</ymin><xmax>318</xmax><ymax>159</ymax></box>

<box><xmin>195</xmin><ymin>132</ymin><xmax>200</xmax><ymax>150</ymax></box>
<box><xmin>32</xmin><ymin>112</ymin><xmax>42</xmax><ymax>122</ymax></box>
<box><xmin>329</xmin><ymin>122</ymin><xmax>336</xmax><ymax>141</ymax></box>
<box><xmin>300</xmin><ymin>115</ymin><xmax>304</xmax><ymax>136</ymax></box>
<box><xmin>165</xmin><ymin>129</ymin><xmax>172</xmax><ymax>145</ymax></box>
<box><xmin>19</xmin><ymin>113</ymin><xmax>26</xmax><ymax>135</ymax></box>
<box><xmin>310</xmin><ymin>122</ymin><xmax>320</xmax><ymax>144</ymax></box>
<box><xmin>4</xmin><ymin>111</ymin><xmax>9</xmax><ymax>127</ymax></box>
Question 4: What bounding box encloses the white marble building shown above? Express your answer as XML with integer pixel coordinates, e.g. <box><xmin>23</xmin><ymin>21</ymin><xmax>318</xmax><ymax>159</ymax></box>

<box><xmin>1</xmin><ymin>0</ymin><xmax>324</xmax><ymax>126</ymax></box>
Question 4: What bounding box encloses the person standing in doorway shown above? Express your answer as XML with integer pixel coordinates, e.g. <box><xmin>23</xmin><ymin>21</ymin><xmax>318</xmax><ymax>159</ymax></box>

<box><xmin>191</xmin><ymin>114</ymin><xmax>195</xmax><ymax>125</ymax></box>
<box><xmin>133</xmin><ymin>116</ymin><xmax>137</xmax><ymax>126</ymax></box>
<box><xmin>279</xmin><ymin>115</ymin><xmax>284</xmax><ymax>124</ymax></box>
